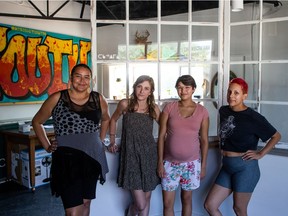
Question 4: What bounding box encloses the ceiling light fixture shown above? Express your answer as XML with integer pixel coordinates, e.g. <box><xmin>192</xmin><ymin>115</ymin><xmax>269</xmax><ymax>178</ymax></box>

<box><xmin>231</xmin><ymin>0</ymin><xmax>244</xmax><ymax>12</ymax></box>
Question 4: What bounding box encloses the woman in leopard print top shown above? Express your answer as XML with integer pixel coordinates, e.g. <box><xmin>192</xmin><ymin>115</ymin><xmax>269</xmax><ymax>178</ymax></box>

<box><xmin>32</xmin><ymin>64</ymin><xmax>110</xmax><ymax>216</ymax></box>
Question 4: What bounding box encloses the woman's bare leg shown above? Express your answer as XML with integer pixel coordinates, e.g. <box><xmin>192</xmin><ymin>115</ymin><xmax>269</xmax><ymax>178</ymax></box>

<box><xmin>204</xmin><ymin>184</ymin><xmax>232</xmax><ymax>216</ymax></box>
<box><xmin>181</xmin><ymin>190</ymin><xmax>192</xmax><ymax>216</ymax></box>
<box><xmin>128</xmin><ymin>190</ymin><xmax>152</xmax><ymax>216</ymax></box>
<box><xmin>162</xmin><ymin>190</ymin><xmax>176</xmax><ymax>216</ymax></box>
<box><xmin>233</xmin><ymin>192</ymin><xmax>252</xmax><ymax>216</ymax></box>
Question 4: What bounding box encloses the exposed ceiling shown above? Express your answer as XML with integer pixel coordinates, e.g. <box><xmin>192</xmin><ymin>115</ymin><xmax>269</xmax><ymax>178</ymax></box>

<box><xmin>77</xmin><ymin>1</ymin><xmax>219</xmax><ymax>20</ymax></box>
<box><xmin>76</xmin><ymin>0</ymin><xmax>282</xmax><ymax>20</ymax></box>
<box><xmin>0</xmin><ymin>0</ymin><xmax>282</xmax><ymax>23</ymax></box>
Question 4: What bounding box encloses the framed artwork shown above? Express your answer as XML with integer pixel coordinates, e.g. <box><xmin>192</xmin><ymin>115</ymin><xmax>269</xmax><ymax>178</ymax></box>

<box><xmin>0</xmin><ymin>23</ymin><xmax>91</xmax><ymax>105</ymax></box>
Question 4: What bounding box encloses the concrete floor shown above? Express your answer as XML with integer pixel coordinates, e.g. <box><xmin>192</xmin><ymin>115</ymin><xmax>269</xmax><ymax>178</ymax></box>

<box><xmin>0</xmin><ymin>181</ymin><xmax>64</xmax><ymax>216</ymax></box>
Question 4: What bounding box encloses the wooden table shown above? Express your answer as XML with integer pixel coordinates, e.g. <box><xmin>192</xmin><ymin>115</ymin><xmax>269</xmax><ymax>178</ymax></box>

<box><xmin>2</xmin><ymin>129</ymin><xmax>54</xmax><ymax>190</ymax></box>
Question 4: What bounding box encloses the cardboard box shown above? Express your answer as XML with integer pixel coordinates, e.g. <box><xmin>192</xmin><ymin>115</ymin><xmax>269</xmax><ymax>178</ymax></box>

<box><xmin>11</xmin><ymin>144</ymin><xmax>27</xmax><ymax>184</ymax></box>
<box><xmin>21</xmin><ymin>148</ymin><xmax>52</xmax><ymax>189</ymax></box>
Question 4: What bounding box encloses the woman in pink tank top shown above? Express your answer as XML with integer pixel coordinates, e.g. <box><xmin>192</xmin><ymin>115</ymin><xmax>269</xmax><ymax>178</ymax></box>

<box><xmin>157</xmin><ymin>75</ymin><xmax>209</xmax><ymax>216</ymax></box>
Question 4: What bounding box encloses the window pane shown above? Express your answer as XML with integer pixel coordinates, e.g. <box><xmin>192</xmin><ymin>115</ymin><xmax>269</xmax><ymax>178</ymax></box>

<box><xmin>129</xmin><ymin>0</ymin><xmax>157</xmax><ymax>21</ymax></box>
<box><xmin>97</xmin><ymin>1</ymin><xmax>125</xmax><ymax>20</ymax></box>
<box><xmin>129</xmin><ymin>24</ymin><xmax>157</xmax><ymax>60</ymax></box>
<box><xmin>190</xmin><ymin>64</ymin><xmax>215</xmax><ymax>100</ymax></box>
<box><xmin>262</xmin><ymin>21</ymin><xmax>288</xmax><ymax>60</ymax></box>
<box><xmin>192</xmin><ymin>1</ymin><xmax>219</xmax><ymax>22</ymax></box>
<box><xmin>263</xmin><ymin>1</ymin><xmax>288</xmax><ymax>19</ymax></box>
<box><xmin>261</xmin><ymin>104</ymin><xmax>287</xmax><ymax>143</ymax></box>
<box><xmin>261</xmin><ymin>63</ymin><xmax>288</xmax><ymax>102</ymax></box>
<box><xmin>231</xmin><ymin>24</ymin><xmax>260</xmax><ymax>61</ymax></box>
<box><xmin>161</xmin><ymin>25</ymin><xmax>188</xmax><ymax>60</ymax></box>
<box><xmin>162</xmin><ymin>1</ymin><xmax>188</xmax><ymax>21</ymax></box>
<box><xmin>231</xmin><ymin>2</ymin><xmax>260</xmax><ymax>22</ymax></box>
<box><xmin>192</xmin><ymin>26</ymin><xmax>218</xmax><ymax>61</ymax></box>
<box><xmin>207</xmin><ymin>64</ymin><xmax>218</xmax><ymax>101</ymax></box>
<box><xmin>97</xmin><ymin>63</ymin><xmax>127</xmax><ymax>100</ymax></box>
<box><xmin>97</xmin><ymin>24</ymin><xmax>126</xmax><ymax>60</ymax></box>
<box><xmin>204</xmin><ymin>101</ymin><xmax>219</xmax><ymax>136</ymax></box>
<box><xmin>128</xmin><ymin>63</ymin><xmax>158</xmax><ymax>99</ymax></box>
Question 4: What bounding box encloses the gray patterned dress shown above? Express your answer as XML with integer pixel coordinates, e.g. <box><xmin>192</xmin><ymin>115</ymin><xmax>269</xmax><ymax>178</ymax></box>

<box><xmin>118</xmin><ymin>112</ymin><xmax>160</xmax><ymax>192</ymax></box>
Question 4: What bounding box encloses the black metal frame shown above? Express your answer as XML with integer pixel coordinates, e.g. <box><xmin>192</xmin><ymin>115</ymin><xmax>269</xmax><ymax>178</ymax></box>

<box><xmin>0</xmin><ymin>0</ymin><xmax>90</xmax><ymax>22</ymax></box>
<box><xmin>0</xmin><ymin>0</ymin><xmax>281</xmax><ymax>23</ymax></box>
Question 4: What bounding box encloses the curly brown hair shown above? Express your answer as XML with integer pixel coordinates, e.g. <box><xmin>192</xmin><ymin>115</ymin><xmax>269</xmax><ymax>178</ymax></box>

<box><xmin>127</xmin><ymin>75</ymin><xmax>157</xmax><ymax>119</ymax></box>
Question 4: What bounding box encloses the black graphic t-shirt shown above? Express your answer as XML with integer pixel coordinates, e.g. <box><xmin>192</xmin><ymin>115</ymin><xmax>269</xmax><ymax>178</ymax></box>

<box><xmin>219</xmin><ymin>106</ymin><xmax>277</xmax><ymax>152</ymax></box>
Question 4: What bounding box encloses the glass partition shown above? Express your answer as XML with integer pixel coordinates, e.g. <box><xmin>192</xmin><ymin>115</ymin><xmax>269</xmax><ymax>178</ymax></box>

<box><xmin>97</xmin><ymin>63</ymin><xmax>126</xmax><ymax>100</ymax></box>
<box><xmin>204</xmin><ymin>101</ymin><xmax>219</xmax><ymax>136</ymax></box>
<box><xmin>261</xmin><ymin>104</ymin><xmax>288</xmax><ymax>143</ymax></box>
<box><xmin>93</xmin><ymin>0</ymin><xmax>288</xmax><ymax>141</ymax></box>
<box><xmin>231</xmin><ymin>24</ymin><xmax>260</xmax><ymax>61</ymax></box>
<box><xmin>262</xmin><ymin>21</ymin><xmax>288</xmax><ymax>60</ymax></box>
<box><xmin>97</xmin><ymin>1</ymin><xmax>125</xmax><ymax>20</ymax></box>
<box><xmin>261</xmin><ymin>63</ymin><xmax>288</xmax><ymax>102</ymax></box>
<box><xmin>192</xmin><ymin>1</ymin><xmax>219</xmax><ymax>22</ymax></box>
<box><xmin>231</xmin><ymin>2</ymin><xmax>260</xmax><ymax>22</ymax></box>
<box><xmin>162</xmin><ymin>0</ymin><xmax>188</xmax><ymax>21</ymax></box>
<box><xmin>129</xmin><ymin>0</ymin><xmax>157</xmax><ymax>21</ymax></box>
<box><xmin>191</xmin><ymin>26</ymin><xmax>218</xmax><ymax>61</ymax></box>
<box><xmin>262</xmin><ymin>1</ymin><xmax>288</xmax><ymax>19</ymax></box>
<box><xmin>97</xmin><ymin>24</ymin><xmax>126</xmax><ymax>60</ymax></box>
<box><xmin>161</xmin><ymin>25</ymin><xmax>189</xmax><ymax>61</ymax></box>
<box><xmin>129</xmin><ymin>24</ymin><xmax>158</xmax><ymax>60</ymax></box>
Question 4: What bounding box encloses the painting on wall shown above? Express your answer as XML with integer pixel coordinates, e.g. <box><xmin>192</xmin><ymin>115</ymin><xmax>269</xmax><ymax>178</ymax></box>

<box><xmin>0</xmin><ymin>23</ymin><xmax>91</xmax><ymax>105</ymax></box>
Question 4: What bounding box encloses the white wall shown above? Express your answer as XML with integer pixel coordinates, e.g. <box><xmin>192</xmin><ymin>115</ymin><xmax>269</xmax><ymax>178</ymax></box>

<box><xmin>92</xmin><ymin>148</ymin><xmax>288</xmax><ymax>216</ymax></box>
<box><xmin>0</xmin><ymin>1</ymin><xmax>91</xmax><ymax>122</ymax></box>
<box><xmin>93</xmin><ymin>147</ymin><xmax>223</xmax><ymax>216</ymax></box>
<box><xmin>249</xmin><ymin>155</ymin><xmax>288</xmax><ymax>216</ymax></box>
<box><xmin>213</xmin><ymin>154</ymin><xmax>288</xmax><ymax>216</ymax></box>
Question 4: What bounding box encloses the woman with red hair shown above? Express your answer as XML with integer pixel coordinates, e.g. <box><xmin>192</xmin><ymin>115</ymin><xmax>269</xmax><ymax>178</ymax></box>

<box><xmin>204</xmin><ymin>78</ymin><xmax>281</xmax><ymax>216</ymax></box>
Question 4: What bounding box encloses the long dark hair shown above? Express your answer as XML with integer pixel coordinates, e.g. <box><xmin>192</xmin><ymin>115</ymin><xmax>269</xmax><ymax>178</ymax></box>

<box><xmin>71</xmin><ymin>63</ymin><xmax>92</xmax><ymax>77</ymax></box>
<box><xmin>127</xmin><ymin>75</ymin><xmax>157</xmax><ymax>119</ymax></box>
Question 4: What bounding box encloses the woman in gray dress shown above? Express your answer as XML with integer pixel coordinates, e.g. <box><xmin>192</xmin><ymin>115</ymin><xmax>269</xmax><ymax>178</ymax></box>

<box><xmin>109</xmin><ymin>75</ymin><xmax>160</xmax><ymax>216</ymax></box>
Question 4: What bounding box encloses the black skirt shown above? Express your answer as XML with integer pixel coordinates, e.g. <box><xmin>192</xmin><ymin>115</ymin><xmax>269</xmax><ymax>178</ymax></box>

<box><xmin>50</xmin><ymin>146</ymin><xmax>102</xmax><ymax>197</ymax></box>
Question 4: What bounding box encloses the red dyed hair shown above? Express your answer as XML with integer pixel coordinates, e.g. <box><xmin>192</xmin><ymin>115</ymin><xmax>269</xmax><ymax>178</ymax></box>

<box><xmin>229</xmin><ymin>78</ymin><xmax>248</xmax><ymax>94</ymax></box>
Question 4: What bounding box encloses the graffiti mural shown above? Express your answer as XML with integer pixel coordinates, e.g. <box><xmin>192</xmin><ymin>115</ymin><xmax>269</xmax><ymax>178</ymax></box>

<box><xmin>0</xmin><ymin>23</ymin><xmax>91</xmax><ymax>104</ymax></box>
